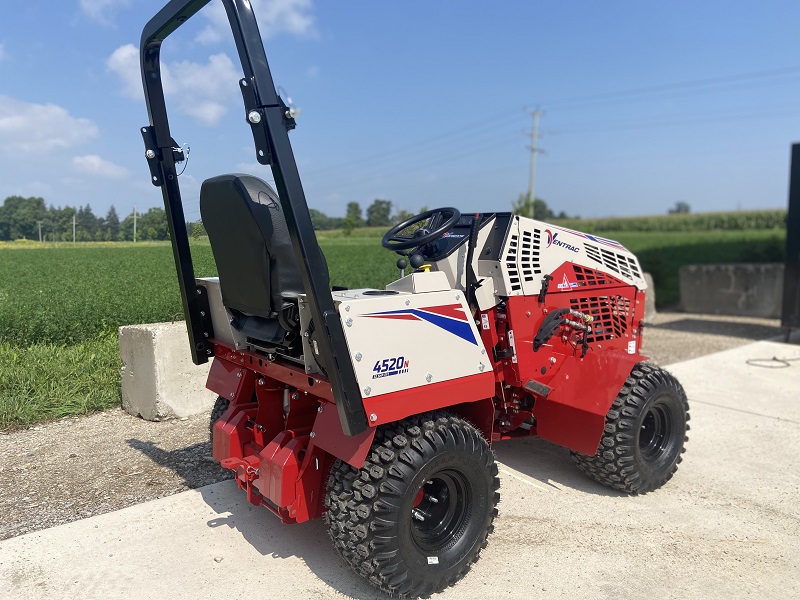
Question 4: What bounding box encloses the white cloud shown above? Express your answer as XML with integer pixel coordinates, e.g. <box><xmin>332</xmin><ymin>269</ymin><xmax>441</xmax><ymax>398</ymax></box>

<box><xmin>106</xmin><ymin>44</ymin><xmax>141</xmax><ymax>99</ymax></box>
<box><xmin>0</xmin><ymin>95</ymin><xmax>98</xmax><ymax>157</ymax></box>
<box><xmin>72</xmin><ymin>155</ymin><xmax>130</xmax><ymax>178</ymax></box>
<box><xmin>80</xmin><ymin>0</ymin><xmax>131</xmax><ymax>26</ymax></box>
<box><xmin>197</xmin><ymin>0</ymin><xmax>316</xmax><ymax>45</ymax></box>
<box><xmin>107</xmin><ymin>44</ymin><xmax>241</xmax><ymax>126</ymax></box>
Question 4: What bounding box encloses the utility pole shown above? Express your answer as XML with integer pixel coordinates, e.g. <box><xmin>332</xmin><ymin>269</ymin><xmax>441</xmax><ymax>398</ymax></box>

<box><xmin>133</xmin><ymin>206</ymin><xmax>137</xmax><ymax>243</ymax></box>
<box><xmin>525</xmin><ymin>106</ymin><xmax>544</xmax><ymax>219</ymax></box>
<box><xmin>37</xmin><ymin>221</ymin><xmax>43</xmax><ymax>243</ymax></box>
<box><xmin>72</xmin><ymin>214</ymin><xmax>76</xmax><ymax>243</ymax></box>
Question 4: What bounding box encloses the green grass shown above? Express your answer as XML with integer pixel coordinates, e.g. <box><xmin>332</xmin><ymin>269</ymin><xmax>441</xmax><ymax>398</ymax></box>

<box><xmin>0</xmin><ymin>224</ymin><xmax>786</xmax><ymax>429</ymax></box>
<box><xmin>0</xmin><ymin>333</ymin><xmax>120</xmax><ymax>430</ymax></box>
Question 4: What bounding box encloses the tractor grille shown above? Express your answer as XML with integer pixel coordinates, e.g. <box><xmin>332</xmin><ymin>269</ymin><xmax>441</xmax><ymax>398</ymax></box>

<box><xmin>569</xmin><ymin>295</ymin><xmax>631</xmax><ymax>342</ymax></box>
<box><xmin>584</xmin><ymin>243</ymin><xmax>642</xmax><ymax>280</ymax></box>
<box><xmin>519</xmin><ymin>228</ymin><xmax>542</xmax><ymax>282</ymax></box>
<box><xmin>572</xmin><ymin>264</ymin><xmax>624</xmax><ymax>287</ymax></box>
<box><xmin>502</xmin><ymin>224</ymin><xmax>542</xmax><ymax>293</ymax></box>
<box><xmin>503</xmin><ymin>233</ymin><xmax>521</xmax><ymax>292</ymax></box>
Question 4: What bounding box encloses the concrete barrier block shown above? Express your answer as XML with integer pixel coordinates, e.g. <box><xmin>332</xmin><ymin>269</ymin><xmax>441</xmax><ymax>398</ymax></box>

<box><xmin>679</xmin><ymin>263</ymin><xmax>784</xmax><ymax>318</ymax></box>
<box><xmin>643</xmin><ymin>272</ymin><xmax>657</xmax><ymax>323</ymax></box>
<box><xmin>119</xmin><ymin>322</ymin><xmax>216</xmax><ymax>421</ymax></box>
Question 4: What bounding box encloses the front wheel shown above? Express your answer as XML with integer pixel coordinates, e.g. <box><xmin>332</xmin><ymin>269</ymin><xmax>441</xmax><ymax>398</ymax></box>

<box><xmin>571</xmin><ymin>363</ymin><xmax>689</xmax><ymax>494</ymax></box>
<box><xmin>325</xmin><ymin>412</ymin><xmax>500</xmax><ymax>598</ymax></box>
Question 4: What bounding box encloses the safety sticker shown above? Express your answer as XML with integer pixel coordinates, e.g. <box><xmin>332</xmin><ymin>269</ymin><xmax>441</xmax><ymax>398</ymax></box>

<box><xmin>627</xmin><ymin>340</ymin><xmax>636</xmax><ymax>354</ymax></box>
<box><xmin>481</xmin><ymin>314</ymin><xmax>490</xmax><ymax>330</ymax></box>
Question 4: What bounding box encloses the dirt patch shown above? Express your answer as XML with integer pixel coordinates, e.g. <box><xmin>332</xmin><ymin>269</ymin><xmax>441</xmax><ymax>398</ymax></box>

<box><xmin>0</xmin><ymin>312</ymin><xmax>785</xmax><ymax>541</ymax></box>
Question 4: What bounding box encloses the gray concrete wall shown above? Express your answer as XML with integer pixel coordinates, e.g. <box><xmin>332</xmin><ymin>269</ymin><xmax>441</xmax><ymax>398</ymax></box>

<box><xmin>679</xmin><ymin>263</ymin><xmax>784</xmax><ymax>318</ymax></box>
<box><xmin>643</xmin><ymin>272</ymin><xmax>656</xmax><ymax>323</ymax></box>
<box><xmin>119</xmin><ymin>322</ymin><xmax>217</xmax><ymax>421</ymax></box>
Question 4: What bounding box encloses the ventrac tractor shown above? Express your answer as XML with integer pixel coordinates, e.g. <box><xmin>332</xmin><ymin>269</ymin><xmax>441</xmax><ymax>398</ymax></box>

<box><xmin>140</xmin><ymin>1</ymin><xmax>689</xmax><ymax>597</ymax></box>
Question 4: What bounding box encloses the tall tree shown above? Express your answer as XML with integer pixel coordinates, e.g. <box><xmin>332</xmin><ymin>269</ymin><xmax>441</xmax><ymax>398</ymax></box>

<box><xmin>0</xmin><ymin>196</ymin><xmax>47</xmax><ymax>240</ymax></box>
<box><xmin>104</xmin><ymin>206</ymin><xmax>120</xmax><ymax>241</ymax></box>
<box><xmin>511</xmin><ymin>193</ymin><xmax>556</xmax><ymax>220</ymax></box>
<box><xmin>346</xmin><ymin>202</ymin><xmax>363</xmax><ymax>226</ymax></box>
<box><xmin>366</xmin><ymin>199</ymin><xmax>392</xmax><ymax>227</ymax></box>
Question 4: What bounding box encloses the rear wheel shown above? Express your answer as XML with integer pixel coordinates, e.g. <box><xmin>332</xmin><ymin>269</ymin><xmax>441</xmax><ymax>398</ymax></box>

<box><xmin>324</xmin><ymin>412</ymin><xmax>500</xmax><ymax>598</ymax></box>
<box><xmin>209</xmin><ymin>396</ymin><xmax>230</xmax><ymax>440</ymax></box>
<box><xmin>571</xmin><ymin>363</ymin><xmax>689</xmax><ymax>494</ymax></box>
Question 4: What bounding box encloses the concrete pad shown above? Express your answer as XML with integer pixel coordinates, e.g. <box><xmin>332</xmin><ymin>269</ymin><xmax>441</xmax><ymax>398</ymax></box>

<box><xmin>119</xmin><ymin>322</ymin><xmax>216</xmax><ymax>420</ymax></box>
<box><xmin>2</xmin><ymin>341</ymin><xmax>800</xmax><ymax>599</ymax></box>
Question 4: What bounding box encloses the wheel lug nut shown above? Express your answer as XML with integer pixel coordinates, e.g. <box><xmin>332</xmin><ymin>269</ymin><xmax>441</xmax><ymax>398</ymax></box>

<box><xmin>412</xmin><ymin>509</ymin><xmax>425</xmax><ymax>522</ymax></box>
<box><xmin>426</xmin><ymin>494</ymin><xmax>438</xmax><ymax>504</ymax></box>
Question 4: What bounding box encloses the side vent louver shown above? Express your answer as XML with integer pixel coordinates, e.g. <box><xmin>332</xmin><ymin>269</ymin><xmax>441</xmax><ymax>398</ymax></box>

<box><xmin>584</xmin><ymin>243</ymin><xmax>642</xmax><ymax>280</ymax></box>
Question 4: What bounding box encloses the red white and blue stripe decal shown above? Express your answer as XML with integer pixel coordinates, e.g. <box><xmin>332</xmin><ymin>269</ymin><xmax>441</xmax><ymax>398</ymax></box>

<box><xmin>552</xmin><ymin>225</ymin><xmax>625</xmax><ymax>250</ymax></box>
<box><xmin>363</xmin><ymin>304</ymin><xmax>477</xmax><ymax>345</ymax></box>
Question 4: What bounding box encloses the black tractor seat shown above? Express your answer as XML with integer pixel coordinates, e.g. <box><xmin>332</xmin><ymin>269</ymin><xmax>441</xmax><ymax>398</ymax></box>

<box><xmin>200</xmin><ymin>173</ymin><xmax>327</xmax><ymax>348</ymax></box>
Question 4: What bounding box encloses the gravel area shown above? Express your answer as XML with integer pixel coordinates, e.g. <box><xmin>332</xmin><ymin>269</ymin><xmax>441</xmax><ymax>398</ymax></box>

<box><xmin>0</xmin><ymin>311</ymin><xmax>788</xmax><ymax>541</ymax></box>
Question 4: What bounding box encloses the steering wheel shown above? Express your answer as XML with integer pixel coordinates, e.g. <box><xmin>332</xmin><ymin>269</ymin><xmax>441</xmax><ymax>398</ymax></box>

<box><xmin>381</xmin><ymin>207</ymin><xmax>461</xmax><ymax>252</ymax></box>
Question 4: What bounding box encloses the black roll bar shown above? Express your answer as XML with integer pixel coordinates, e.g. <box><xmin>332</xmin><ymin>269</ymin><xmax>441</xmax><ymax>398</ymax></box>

<box><xmin>139</xmin><ymin>0</ymin><xmax>368</xmax><ymax>436</ymax></box>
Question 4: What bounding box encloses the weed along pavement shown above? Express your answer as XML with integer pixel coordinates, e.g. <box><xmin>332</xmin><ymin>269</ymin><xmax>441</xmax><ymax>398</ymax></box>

<box><xmin>1</xmin><ymin>339</ymin><xmax>798</xmax><ymax>600</ymax></box>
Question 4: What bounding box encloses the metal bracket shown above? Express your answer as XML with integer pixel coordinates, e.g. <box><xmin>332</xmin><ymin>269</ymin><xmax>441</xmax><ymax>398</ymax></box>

<box><xmin>239</xmin><ymin>77</ymin><xmax>273</xmax><ymax>165</ymax></box>
<box><xmin>140</xmin><ymin>126</ymin><xmax>185</xmax><ymax>187</ymax></box>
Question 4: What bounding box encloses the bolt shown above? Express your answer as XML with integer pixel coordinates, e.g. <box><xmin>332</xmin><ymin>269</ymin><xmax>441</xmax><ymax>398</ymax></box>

<box><xmin>455</xmin><ymin>294</ymin><xmax>461</xmax><ymax>301</ymax></box>
<box><xmin>369</xmin><ymin>413</ymin><xmax>377</xmax><ymax>422</ymax></box>
<box><xmin>258</xmin><ymin>379</ymin><xmax>265</xmax><ymax>386</ymax></box>
<box><xmin>200</xmin><ymin>311</ymin><xmax>205</xmax><ymax>317</ymax></box>
<box><xmin>355</xmin><ymin>352</ymin><xmax>362</xmax><ymax>361</ymax></box>
<box><xmin>345</xmin><ymin>305</ymin><xmax>351</xmax><ymax>312</ymax></box>
<box><xmin>303</xmin><ymin>331</ymin><xmax>309</xmax><ymax>337</ymax></box>
<box><xmin>309</xmin><ymin>431</ymin><xmax>316</xmax><ymax>438</ymax></box>
<box><xmin>543</xmin><ymin>309</ymin><xmax>548</xmax><ymax>315</ymax></box>
<box><xmin>426</xmin><ymin>494</ymin><xmax>439</xmax><ymax>504</ymax></box>
<box><xmin>526</xmin><ymin>311</ymin><xmax>531</xmax><ymax>317</ymax></box>
<box><xmin>196</xmin><ymin>289</ymin><xmax>202</xmax><ymax>295</ymax></box>
<box><xmin>207</xmin><ymin>350</ymin><xmax>212</xmax><ymax>355</ymax></box>
<box><xmin>412</xmin><ymin>509</ymin><xmax>425</xmax><ymax>522</ymax></box>
<box><xmin>478</xmin><ymin>363</ymin><xmax>485</xmax><ymax>372</ymax></box>
<box><xmin>481</xmin><ymin>348</ymin><xmax>486</xmax><ymax>354</ymax></box>
<box><xmin>405</xmin><ymin>299</ymin><xmax>410</xmax><ymax>306</ymax></box>
<box><xmin>145</xmin><ymin>149</ymin><xmax>156</xmax><ymax>159</ymax></box>
<box><xmin>363</xmin><ymin>387</ymin><xmax>372</xmax><ymax>396</ymax></box>
<box><xmin>306</xmin><ymin>365</ymin><xmax>312</xmax><ymax>372</ymax></box>
<box><xmin>346</xmin><ymin>318</ymin><xmax>353</xmax><ymax>327</ymax></box>
<box><xmin>236</xmin><ymin>371</ymin><xmax>241</xmax><ymax>378</ymax></box>
<box><xmin>549</xmin><ymin>357</ymin><xmax>556</xmax><ymax>365</ymax></box>
<box><xmin>247</xmin><ymin>110</ymin><xmax>262</xmax><ymax>124</ymax></box>
<box><xmin>229</xmin><ymin>392</ymin><xmax>234</xmax><ymax>398</ymax></box>
<box><xmin>425</xmin><ymin>373</ymin><xmax>433</xmax><ymax>383</ymax></box>
<box><xmin>317</xmin><ymin>406</ymin><xmax>323</xmax><ymax>413</ymax></box>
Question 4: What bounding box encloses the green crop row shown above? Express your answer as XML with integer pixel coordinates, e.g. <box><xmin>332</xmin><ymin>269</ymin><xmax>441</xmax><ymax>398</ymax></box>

<box><xmin>553</xmin><ymin>209</ymin><xmax>786</xmax><ymax>233</ymax></box>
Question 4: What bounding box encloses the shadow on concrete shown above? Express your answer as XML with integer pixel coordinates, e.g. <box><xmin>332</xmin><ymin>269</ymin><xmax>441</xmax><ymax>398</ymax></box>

<box><xmin>648</xmin><ymin>317</ymin><xmax>780</xmax><ymax>340</ymax></box>
<box><xmin>126</xmin><ymin>438</ymin><xmax>380</xmax><ymax>596</ymax></box>
<box><xmin>492</xmin><ymin>437</ymin><xmax>627</xmax><ymax>498</ymax></box>
<box><xmin>199</xmin><ymin>485</ymin><xmax>385</xmax><ymax>599</ymax></box>
<box><xmin>126</xmin><ymin>438</ymin><xmax>233</xmax><ymax>488</ymax></box>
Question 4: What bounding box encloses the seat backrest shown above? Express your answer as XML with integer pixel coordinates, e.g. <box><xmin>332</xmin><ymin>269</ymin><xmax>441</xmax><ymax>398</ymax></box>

<box><xmin>200</xmin><ymin>174</ymin><xmax>304</xmax><ymax>319</ymax></box>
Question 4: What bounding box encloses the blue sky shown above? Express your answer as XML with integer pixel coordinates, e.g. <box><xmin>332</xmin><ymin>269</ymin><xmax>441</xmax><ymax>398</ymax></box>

<box><xmin>2</xmin><ymin>1</ymin><xmax>800</xmax><ymax>222</ymax></box>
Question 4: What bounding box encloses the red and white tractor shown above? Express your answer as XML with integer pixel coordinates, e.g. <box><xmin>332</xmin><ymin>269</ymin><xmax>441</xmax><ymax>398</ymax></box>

<box><xmin>140</xmin><ymin>2</ymin><xmax>689</xmax><ymax>597</ymax></box>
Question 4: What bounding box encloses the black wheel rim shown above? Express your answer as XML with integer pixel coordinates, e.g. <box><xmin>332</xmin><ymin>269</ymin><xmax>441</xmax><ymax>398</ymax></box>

<box><xmin>410</xmin><ymin>470</ymin><xmax>470</xmax><ymax>552</ymax></box>
<box><xmin>639</xmin><ymin>401</ymin><xmax>673</xmax><ymax>462</ymax></box>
